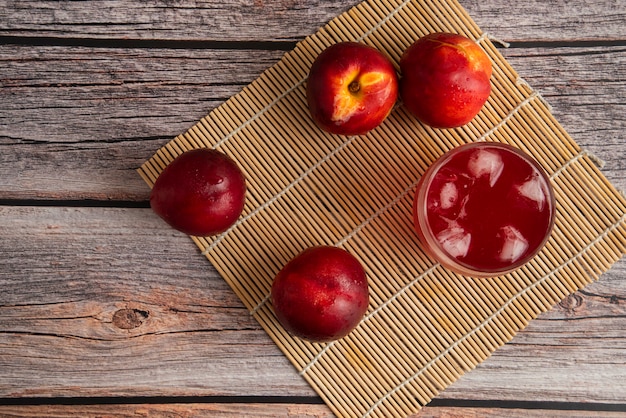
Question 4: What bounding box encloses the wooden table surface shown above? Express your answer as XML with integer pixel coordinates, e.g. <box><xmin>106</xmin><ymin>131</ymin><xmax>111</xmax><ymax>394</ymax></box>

<box><xmin>1</xmin><ymin>1</ymin><xmax>624</xmax><ymax>417</ymax></box>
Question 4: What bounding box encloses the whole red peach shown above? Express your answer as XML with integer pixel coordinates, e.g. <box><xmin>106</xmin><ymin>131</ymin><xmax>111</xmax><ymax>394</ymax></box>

<box><xmin>306</xmin><ymin>42</ymin><xmax>398</xmax><ymax>136</ymax></box>
<box><xmin>400</xmin><ymin>32</ymin><xmax>492</xmax><ymax>129</ymax></box>
<box><xmin>150</xmin><ymin>148</ymin><xmax>246</xmax><ymax>236</ymax></box>
<box><xmin>271</xmin><ymin>246</ymin><xmax>369</xmax><ymax>343</ymax></box>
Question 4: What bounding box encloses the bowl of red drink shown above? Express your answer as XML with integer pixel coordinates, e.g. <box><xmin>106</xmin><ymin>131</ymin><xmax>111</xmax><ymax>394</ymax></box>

<box><xmin>413</xmin><ymin>142</ymin><xmax>556</xmax><ymax>277</ymax></box>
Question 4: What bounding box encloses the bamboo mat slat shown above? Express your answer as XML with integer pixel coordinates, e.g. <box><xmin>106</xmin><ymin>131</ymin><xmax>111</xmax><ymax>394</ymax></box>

<box><xmin>137</xmin><ymin>0</ymin><xmax>626</xmax><ymax>416</ymax></box>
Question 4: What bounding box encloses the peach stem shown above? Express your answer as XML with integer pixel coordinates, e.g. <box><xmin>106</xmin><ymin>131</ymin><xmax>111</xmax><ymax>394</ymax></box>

<box><xmin>348</xmin><ymin>80</ymin><xmax>360</xmax><ymax>94</ymax></box>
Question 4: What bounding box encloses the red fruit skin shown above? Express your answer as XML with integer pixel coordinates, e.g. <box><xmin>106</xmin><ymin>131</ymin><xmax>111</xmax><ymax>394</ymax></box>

<box><xmin>400</xmin><ymin>32</ymin><xmax>492</xmax><ymax>129</ymax></box>
<box><xmin>271</xmin><ymin>246</ymin><xmax>369</xmax><ymax>343</ymax></box>
<box><xmin>306</xmin><ymin>42</ymin><xmax>399</xmax><ymax>136</ymax></box>
<box><xmin>150</xmin><ymin>148</ymin><xmax>246</xmax><ymax>236</ymax></box>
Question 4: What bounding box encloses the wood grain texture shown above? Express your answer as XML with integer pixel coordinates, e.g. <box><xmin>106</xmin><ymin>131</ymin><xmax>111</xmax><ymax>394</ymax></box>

<box><xmin>0</xmin><ymin>0</ymin><xmax>357</xmax><ymax>42</ymax></box>
<box><xmin>419</xmin><ymin>407</ymin><xmax>626</xmax><ymax>417</ymax></box>
<box><xmin>0</xmin><ymin>46</ymin><xmax>285</xmax><ymax>201</ymax></box>
<box><xmin>0</xmin><ymin>404</ymin><xmax>335</xmax><ymax>418</ymax></box>
<box><xmin>1</xmin><ymin>45</ymin><xmax>624</xmax><ymax>201</ymax></box>
<box><xmin>1</xmin><ymin>404</ymin><xmax>624</xmax><ymax>418</ymax></box>
<box><xmin>0</xmin><ymin>206</ymin><xmax>624</xmax><ymax>403</ymax></box>
<box><xmin>0</xmin><ymin>206</ymin><xmax>311</xmax><ymax>397</ymax></box>
<box><xmin>0</xmin><ymin>0</ymin><xmax>623</xmax><ymax>42</ymax></box>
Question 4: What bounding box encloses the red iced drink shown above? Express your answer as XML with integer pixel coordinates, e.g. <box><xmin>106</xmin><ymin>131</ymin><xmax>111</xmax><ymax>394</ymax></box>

<box><xmin>413</xmin><ymin>142</ymin><xmax>555</xmax><ymax>277</ymax></box>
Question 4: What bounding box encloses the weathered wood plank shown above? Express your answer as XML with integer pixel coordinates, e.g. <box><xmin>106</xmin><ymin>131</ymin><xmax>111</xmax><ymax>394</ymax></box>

<box><xmin>464</xmin><ymin>0</ymin><xmax>626</xmax><ymax>42</ymax></box>
<box><xmin>0</xmin><ymin>403</ymin><xmax>622</xmax><ymax>417</ymax></box>
<box><xmin>0</xmin><ymin>46</ymin><xmax>286</xmax><ymax>201</ymax></box>
<box><xmin>420</xmin><ymin>406</ymin><xmax>626</xmax><ymax>417</ymax></box>
<box><xmin>1</xmin><ymin>45</ymin><xmax>624</xmax><ymax>201</ymax></box>
<box><xmin>0</xmin><ymin>206</ymin><xmax>313</xmax><ymax>397</ymax></box>
<box><xmin>0</xmin><ymin>206</ymin><xmax>624</xmax><ymax>403</ymax></box>
<box><xmin>0</xmin><ymin>0</ymin><xmax>356</xmax><ymax>43</ymax></box>
<box><xmin>0</xmin><ymin>0</ymin><xmax>624</xmax><ymax>42</ymax></box>
<box><xmin>0</xmin><ymin>403</ymin><xmax>333</xmax><ymax>418</ymax></box>
<box><xmin>0</xmin><ymin>46</ymin><xmax>283</xmax><ymax>143</ymax></box>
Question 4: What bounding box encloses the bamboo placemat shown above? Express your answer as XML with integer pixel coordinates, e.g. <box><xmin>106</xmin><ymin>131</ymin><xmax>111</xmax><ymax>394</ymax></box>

<box><xmin>138</xmin><ymin>0</ymin><xmax>626</xmax><ymax>416</ymax></box>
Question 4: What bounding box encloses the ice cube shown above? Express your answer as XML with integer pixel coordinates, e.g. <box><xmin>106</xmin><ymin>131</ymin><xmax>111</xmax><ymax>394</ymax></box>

<box><xmin>498</xmin><ymin>225</ymin><xmax>529</xmax><ymax>263</ymax></box>
<box><xmin>516</xmin><ymin>172</ymin><xmax>547</xmax><ymax>211</ymax></box>
<box><xmin>437</xmin><ymin>224</ymin><xmax>471</xmax><ymax>259</ymax></box>
<box><xmin>428</xmin><ymin>168</ymin><xmax>474</xmax><ymax>220</ymax></box>
<box><xmin>467</xmin><ymin>148</ymin><xmax>504</xmax><ymax>187</ymax></box>
<box><xmin>439</xmin><ymin>181</ymin><xmax>458</xmax><ymax>210</ymax></box>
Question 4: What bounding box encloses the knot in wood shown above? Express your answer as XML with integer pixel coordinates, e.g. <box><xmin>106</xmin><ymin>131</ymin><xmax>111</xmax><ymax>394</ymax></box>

<box><xmin>113</xmin><ymin>308</ymin><xmax>149</xmax><ymax>329</ymax></box>
<box><xmin>559</xmin><ymin>293</ymin><xmax>583</xmax><ymax>313</ymax></box>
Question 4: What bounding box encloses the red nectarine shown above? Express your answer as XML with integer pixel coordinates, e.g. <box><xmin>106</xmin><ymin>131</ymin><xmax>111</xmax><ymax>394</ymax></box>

<box><xmin>271</xmin><ymin>246</ymin><xmax>369</xmax><ymax>343</ymax></box>
<box><xmin>400</xmin><ymin>32</ymin><xmax>492</xmax><ymax>129</ymax></box>
<box><xmin>150</xmin><ymin>148</ymin><xmax>246</xmax><ymax>236</ymax></box>
<box><xmin>306</xmin><ymin>42</ymin><xmax>398</xmax><ymax>136</ymax></box>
